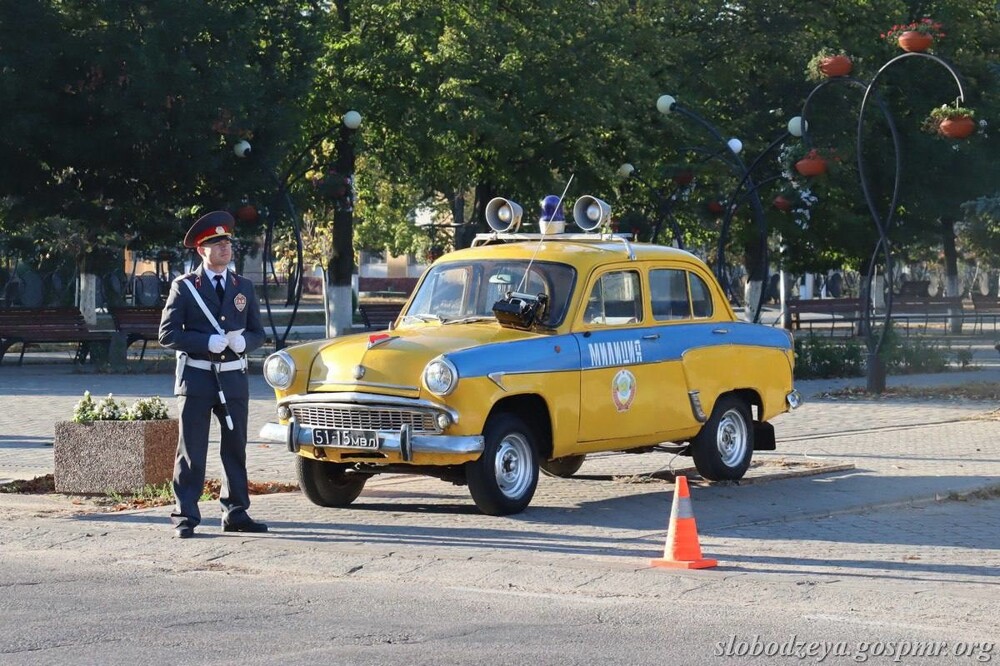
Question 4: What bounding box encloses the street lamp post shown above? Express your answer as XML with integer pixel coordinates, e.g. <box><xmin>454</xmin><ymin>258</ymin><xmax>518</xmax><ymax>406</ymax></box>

<box><xmin>853</xmin><ymin>53</ymin><xmax>966</xmax><ymax>393</ymax></box>
<box><xmin>656</xmin><ymin>94</ymin><xmax>800</xmax><ymax>322</ymax></box>
<box><xmin>616</xmin><ymin>163</ymin><xmax>685</xmax><ymax>248</ymax></box>
<box><xmin>235</xmin><ymin>110</ymin><xmax>362</xmax><ymax>348</ymax></box>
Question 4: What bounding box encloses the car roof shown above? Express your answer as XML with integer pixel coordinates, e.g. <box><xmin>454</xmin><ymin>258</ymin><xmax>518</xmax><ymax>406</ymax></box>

<box><xmin>436</xmin><ymin>237</ymin><xmax>708</xmax><ymax>274</ymax></box>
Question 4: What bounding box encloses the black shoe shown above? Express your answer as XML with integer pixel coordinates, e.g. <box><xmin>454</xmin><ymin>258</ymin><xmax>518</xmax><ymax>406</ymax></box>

<box><xmin>174</xmin><ymin>525</ymin><xmax>195</xmax><ymax>539</ymax></box>
<box><xmin>222</xmin><ymin>518</ymin><xmax>268</xmax><ymax>533</ymax></box>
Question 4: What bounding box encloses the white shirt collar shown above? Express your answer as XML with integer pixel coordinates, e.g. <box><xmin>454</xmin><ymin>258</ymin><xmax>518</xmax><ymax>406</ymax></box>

<box><xmin>204</xmin><ymin>267</ymin><xmax>228</xmax><ymax>283</ymax></box>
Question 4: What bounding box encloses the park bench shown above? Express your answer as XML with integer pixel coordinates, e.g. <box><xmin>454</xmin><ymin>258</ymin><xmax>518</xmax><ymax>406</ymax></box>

<box><xmin>785</xmin><ymin>298</ymin><xmax>862</xmax><ymax>336</ymax></box>
<box><xmin>886</xmin><ymin>296</ymin><xmax>966</xmax><ymax>334</ymax></box>
<box><xmin>0</xmin><ymin>307</ymin><xmax>112</xmax><ymax>365</ymax></box>
<box><xmin>970</xmin><ymin>293</ymin><xmax>1000</xmax><ymax>334</ymax></box>
<box><xmin>358</xmin><ymin>277</ymin><xmax>419</xmax><ymax>299</ymax></box>
<box><xmin>109</xmin><ymin>306</ymin><xmax>164</xmax><ymax>360</ymax></box>
<box><xmin>358</xmin><ymin>302</ymin><xmax>405</xmax><ymax>331</ymax></box>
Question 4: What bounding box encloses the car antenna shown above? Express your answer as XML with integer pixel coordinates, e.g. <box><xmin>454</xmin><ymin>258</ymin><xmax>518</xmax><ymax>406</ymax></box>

<box><xmin>514</xmin><ymin>173</ymin><xmax>574</xmax><ymax>295</ymax></box>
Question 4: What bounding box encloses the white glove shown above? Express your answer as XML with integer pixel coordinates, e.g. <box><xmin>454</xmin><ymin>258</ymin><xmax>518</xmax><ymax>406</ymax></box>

<box><xmin>225</xmin><ymin>329</ymin><xmax>247</xmax><ymax>354</ymax></box>
<box><xmin>208</xmin><ymin>334</ymin><xmax>229</xmax><ymax>354</ymax></box>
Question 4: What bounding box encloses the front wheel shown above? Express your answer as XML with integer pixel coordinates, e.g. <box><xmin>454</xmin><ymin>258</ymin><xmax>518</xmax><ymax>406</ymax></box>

<box><xmin>691</xmin><ymin>396</ymin><xmax>754</xmax><ymax>481</ymax></box>
<box><xmin>466</xmin><ymin>413</ymin><xmax>539</xmax><ymax>515</ymax></box>
<box><xmin>296</xmin><ymin>456</ymin><xmax>368</xmax><ymax>507</ymax></box>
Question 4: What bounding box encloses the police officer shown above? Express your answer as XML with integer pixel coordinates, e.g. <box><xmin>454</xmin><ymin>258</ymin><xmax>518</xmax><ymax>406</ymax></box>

<box><xmin>159</xmin><ymin>211</ymin><xmax>267</xmax><ymax>538</ymax></box>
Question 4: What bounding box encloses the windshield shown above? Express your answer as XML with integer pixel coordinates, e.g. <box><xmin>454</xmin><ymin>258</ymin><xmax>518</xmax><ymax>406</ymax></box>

<box><xmin>405</xmin><ymin>260</ymin><xmax>577</xmax><ymax>327</ymax></box>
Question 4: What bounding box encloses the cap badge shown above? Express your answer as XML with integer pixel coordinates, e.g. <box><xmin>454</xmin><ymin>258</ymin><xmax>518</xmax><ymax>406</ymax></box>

<box><xmin>215</xmin><ymin>225</ymin><xmax>226</xmax><ymax>235</ymax></box>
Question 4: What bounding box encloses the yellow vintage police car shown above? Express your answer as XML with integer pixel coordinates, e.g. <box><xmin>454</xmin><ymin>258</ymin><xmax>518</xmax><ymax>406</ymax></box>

<box><xmin>260</xmin><ymin>195</ymin><xmax>800</xmax><ymax>515</ymax></box>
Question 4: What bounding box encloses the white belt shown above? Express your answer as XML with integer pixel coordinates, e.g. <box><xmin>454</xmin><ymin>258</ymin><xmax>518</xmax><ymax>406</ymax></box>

<box><xmin>186</xmin><ymin>357</ymin><xmax>248</xmax><ymax>372</ymax></box>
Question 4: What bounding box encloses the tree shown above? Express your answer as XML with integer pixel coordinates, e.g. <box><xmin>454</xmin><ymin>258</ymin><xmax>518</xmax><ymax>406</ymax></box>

<box><xmin>0</xmin><ymin>0</ymin><xmax>325</xmax><ymax>316</ymax></box>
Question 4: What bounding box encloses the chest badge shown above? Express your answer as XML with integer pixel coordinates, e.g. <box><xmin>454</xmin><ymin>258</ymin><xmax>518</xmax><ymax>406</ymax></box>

<box><xmin>234</xmin><ymin>293</ymin><xmax>247</xmax><ymax>312</ymax></box>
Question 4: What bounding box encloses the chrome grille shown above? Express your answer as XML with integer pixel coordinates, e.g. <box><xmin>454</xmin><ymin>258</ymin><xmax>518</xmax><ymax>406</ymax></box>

<box><xmin>292</xmin><ymin>404</ymin><xmax>441</xmax><ymax>435</ymax></box>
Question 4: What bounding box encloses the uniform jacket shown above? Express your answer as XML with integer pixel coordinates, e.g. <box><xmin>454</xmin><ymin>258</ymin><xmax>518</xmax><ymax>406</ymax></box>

<box><xmin>158</xmin><ymin>266</ymin><xmax>266</xmax><ymax>398</ymax></box>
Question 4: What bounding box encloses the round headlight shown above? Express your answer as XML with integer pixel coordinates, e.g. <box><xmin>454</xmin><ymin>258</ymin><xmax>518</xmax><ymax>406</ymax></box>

<box><xmin>263</xmin><ymin>351</ymin><xmax>295</xmax><ymax>390</ymax></box>
<box><xmin>423</xmin><ymin>357</ymin><xmax>458</xmax><ymax>396</ymax></box>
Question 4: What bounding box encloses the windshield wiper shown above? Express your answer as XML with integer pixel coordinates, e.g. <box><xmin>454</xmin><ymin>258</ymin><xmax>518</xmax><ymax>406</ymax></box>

<box><xmin>443</xmin><ymin>315</ymin><xmax>497</xmax><ymax>325</ymax></box>
<box><xmin>401</xmin><ymin>313</ymin><xmax>442</xmax><ymax>324</ymax></box>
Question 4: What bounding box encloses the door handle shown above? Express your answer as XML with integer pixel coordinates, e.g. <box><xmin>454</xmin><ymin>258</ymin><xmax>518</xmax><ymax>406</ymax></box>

<box><xmin>712</xmin><ymin>328</ymin><xmax>729</xmax><ymax>335</ymax></box>
<box><xmin>642</xmin><ymin>333</ymin><xmax>660</xmax><ymax>340</ymax></box>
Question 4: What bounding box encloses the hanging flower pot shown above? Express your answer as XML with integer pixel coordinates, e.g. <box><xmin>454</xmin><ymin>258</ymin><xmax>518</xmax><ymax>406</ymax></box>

<box><xmin>897</xmin><ymin>31</ymin><xmax>934</xmax><ymax>52</ymax></box>
<box><xmin>795</xmin><ymin>156</ymin><xmax>828</xmax><ymax>177</ymax></box>
<box><xmin>819</xmin><ymin>55</ymin><xmax>853</xmax><ymax>78</ymax></box>
<box><xmin>924</xmin><ymin>104</ymin><xmax>977</xmax><ymax>140</ymax></box>
<box><xmin>772</xmin><ymin>195</ymin><xmax>792</xmax><ymax>212</ymax></box>
<box><xmin>938</xmin><ymin>116</ymin><xmax>976</xmax><ymax>139</ymax></box>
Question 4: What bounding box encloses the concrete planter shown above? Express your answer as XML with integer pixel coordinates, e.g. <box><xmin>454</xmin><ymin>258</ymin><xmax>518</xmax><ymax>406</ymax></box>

<box><xmin>54</xmin><ymin>420</ymin><xmax>178</xmax><ymax>494</ymax></box>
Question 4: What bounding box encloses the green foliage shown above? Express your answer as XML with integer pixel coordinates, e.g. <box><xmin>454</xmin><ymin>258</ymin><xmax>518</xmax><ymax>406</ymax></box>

<box><xmin>927</xmin><ymin>104</ymin><xmax>976</xmax><ymax>121</ymax></box>
<box><xmin>72</xmin><ymin>391</ymin><xmax>169</xmax><ymax>423</ymax></box>
<box><xmin>881</xmin><ymin>335</ymin><xmax>950</xmax><ymax>374</ymax></box>
<box><xmin>793</xmin><ymin>335</ymin><xmax>865</xmax><ymax>379</ymax></box>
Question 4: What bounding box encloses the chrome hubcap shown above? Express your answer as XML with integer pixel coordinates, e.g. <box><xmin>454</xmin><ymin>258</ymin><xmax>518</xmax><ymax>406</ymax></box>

<box><xmin>494</xmin><ymin>433</ymin><xmax>533</xmax><ymax>499</ymax></box>
<box><xmin>717</xmin><ymin>408</ymin><xmax>748</xmax><ymax>467</ymax></box>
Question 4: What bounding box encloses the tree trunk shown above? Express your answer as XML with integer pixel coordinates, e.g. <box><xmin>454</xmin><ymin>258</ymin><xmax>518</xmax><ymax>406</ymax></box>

<box><xmin>327</xmin><ymin>122</ymin><xmax>358</xmax><ymax>337</ymax></box>
<box><xmin>78</xmin><ymin>267</ymin><xmax>98</xmax><ymax>327</ymax></box>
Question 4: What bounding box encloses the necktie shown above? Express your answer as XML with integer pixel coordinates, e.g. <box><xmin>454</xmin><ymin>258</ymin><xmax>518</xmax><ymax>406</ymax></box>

<box><xmin>214</xmin><ymin>275</ymin><xmax>225</xmax><ymax>301</ymax></box>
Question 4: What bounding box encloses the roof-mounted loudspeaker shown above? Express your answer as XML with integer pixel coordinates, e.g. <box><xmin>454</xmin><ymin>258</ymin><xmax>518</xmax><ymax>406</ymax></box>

<box><xmin>485</xmin><ymin>198</ymin><xmax>523</xmax><ymax>233</ymax></box>
<box><xmin>573</xmin><ymin>196</ymin><xmax>611</xmax><ymax>232</ymax></box>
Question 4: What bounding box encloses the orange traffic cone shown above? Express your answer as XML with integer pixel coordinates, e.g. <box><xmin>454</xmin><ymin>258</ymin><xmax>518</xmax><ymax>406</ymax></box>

<box><xmin>650</xmin><ymin>475</ymin><xmax>717</xmax><ymax>569</ymax></box>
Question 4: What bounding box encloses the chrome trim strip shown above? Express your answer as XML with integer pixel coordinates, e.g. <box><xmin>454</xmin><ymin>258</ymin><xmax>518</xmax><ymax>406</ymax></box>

<box><xmin>487</xmin><ymin>372</ymin><xmax>507</xmax><ymax>391</ymax></box>
<box><xmin>259</xmin><ymin>422</ymin><xmax>484</xmax><ymax>456</ymax></box>
<box><xmin>307</xmin><ymin>380</ymin><xmax>420</xmax><ymax>392</ymax></box>
<box><xmin>278</xmin><ymin>392</ymin><xmax>459</xmax><ymax>422</ymax></box>
<box><xmin>688</xmin><ymin>390</ymin><xmax>708</xmax><ymax>423</ymax></box>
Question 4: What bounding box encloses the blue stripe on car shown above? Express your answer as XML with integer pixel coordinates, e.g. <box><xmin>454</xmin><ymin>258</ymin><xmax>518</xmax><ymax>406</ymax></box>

<box><xmin>448</xmin><ymin>322</ymin><xmax>790</xmax><ymax>378</ymax></box>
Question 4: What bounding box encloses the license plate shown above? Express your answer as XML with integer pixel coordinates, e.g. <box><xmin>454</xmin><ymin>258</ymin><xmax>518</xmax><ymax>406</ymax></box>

<box><xmin>311</xmin><ymin>428</ymin><xmax>379</xmax><ymax>449</ymax></box>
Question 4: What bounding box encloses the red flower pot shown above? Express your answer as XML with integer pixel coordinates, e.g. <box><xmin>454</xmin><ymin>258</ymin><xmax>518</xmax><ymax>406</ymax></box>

<box><xmin>819</xmin><ymin>55</ymin><xmax>852</xmax><ymax>78</ymax></box>
<box><xmin>795</xmin><ymin>157</ymin><xmax>828</xmax><ymax>177</ymax></box>
<box><xmin>938</xmin><ymin>116</ymin><xmax>976</xmax><ymax>139</ymax></box>
<box><xmin>707</xmin><ymin>201</ymin><xmax>724</xmax><ymax>214</ymax></box>
<box><xmin>898</xmin><ymin>31</ymin><xmax>933</xmax><ymax>52</ymax></box>
<box><xmin>772</xmin><ymin>195</ymin><xmax>792</xmax><ymax>212</ymax></box>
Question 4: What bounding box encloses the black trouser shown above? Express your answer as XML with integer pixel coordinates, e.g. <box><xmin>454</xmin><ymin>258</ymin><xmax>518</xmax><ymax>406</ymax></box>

<box><xmin>171</xmin><ymin>394</ymin><xmax>250</xmax><ymax>528</ymax></box>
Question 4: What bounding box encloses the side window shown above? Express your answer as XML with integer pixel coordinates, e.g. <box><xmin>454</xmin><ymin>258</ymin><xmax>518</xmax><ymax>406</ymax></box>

<box><xmin>690</xmin><ymin>272</ymin><xmax>714</xmax><ymax>318</ymax></box>
<box><xmin>585</xmin><ymin>270</ymin><xmax>642</xmax><ymax>326</ymax></box>
<box><xmin>649</xmin><ymin>268</ymin><xmax>691</xmax><ymax>321</ymax></box>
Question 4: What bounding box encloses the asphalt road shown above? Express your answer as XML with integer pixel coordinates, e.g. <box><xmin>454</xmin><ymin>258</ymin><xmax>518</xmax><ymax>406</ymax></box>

<box><xmin>2</xmin><ymin>493</ymin><xmax>997</xmax><ymax>665</ymax></box>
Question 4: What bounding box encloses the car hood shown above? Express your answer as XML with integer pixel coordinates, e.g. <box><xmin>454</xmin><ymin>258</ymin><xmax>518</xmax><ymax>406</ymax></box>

<box><xmin>308</xmin><ymin>323</ymin><xmax>535</xmax><ymax>398</ymax></box>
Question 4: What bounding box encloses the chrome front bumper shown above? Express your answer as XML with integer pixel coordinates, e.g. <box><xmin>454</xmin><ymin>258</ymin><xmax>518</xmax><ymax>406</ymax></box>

<box><xmin>259</xmin><ymin>421</ymin><xmax>484</xmax><ymax>461</ymax></box>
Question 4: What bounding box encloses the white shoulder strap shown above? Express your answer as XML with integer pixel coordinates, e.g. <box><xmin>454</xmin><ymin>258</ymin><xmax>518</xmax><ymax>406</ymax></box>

<box><xmin>181</xmin><ymin>278</ymin><xmax>225</xmax><ymax>335</ymax></box>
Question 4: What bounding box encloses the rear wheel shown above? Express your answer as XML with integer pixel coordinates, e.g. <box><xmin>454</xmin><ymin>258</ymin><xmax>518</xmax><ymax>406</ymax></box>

<box><xmin>540</xmin><ymin>454</ymin><xmax>586</xmax><ymax>478</ymax></box>
<box><xmin>296</xmin><ymin>456</ymin><xmax>368</xmax><ymax>507</ymax></box>
<box><xmin>691</xmin><ymin>395</ymin><xmax>754</xmax><ymax>481</ymax></box>
<box><xmin>466</xmin><ymin>413</ymin><xmax>539</xmax><ymax>515</ymax></box>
